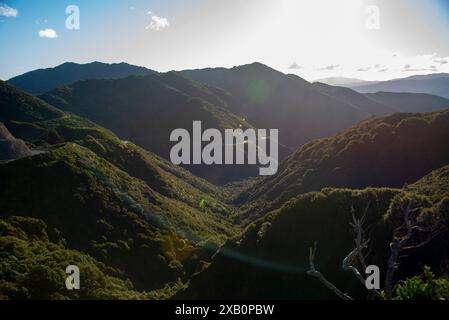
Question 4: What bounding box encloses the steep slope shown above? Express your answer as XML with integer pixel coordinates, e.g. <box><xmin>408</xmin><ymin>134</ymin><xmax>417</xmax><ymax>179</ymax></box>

<box><xmin>7</xmin><ymin>62</ymin><xmax>156</xmax><ymax>95</ymax></box>
<box><xmin>183</xmin><ymin>63</ymin><xmax>372</xmax><ymax>150</ymax></box>
<box><xmin>365</xmin><ymin>92</ymin><xmax>449</xmax><ymax>113</ymax></box>
<box><xmin>352</xmin><ymin>73</ymin><xmax>449</xmax><ymax>99</ymax></box>
<box><xmin>40</xmin><ymin>73</ymin><xmax>258</xmax><ymax>184</ymax></box>
<box><xmin>0</xmin><ymin>144</ymin><xmax>230</xmax><ymax>292</ymax></box>
<box><xmin>312</xmin><ymin>82</ymin><xmax>396</xmax><ymax>116</ymax></box>
<box><xmin>178</xmin><ymin>187</ymin><xmax>448</xmax><ymax>299</ymax></box>
<box><xmin>0</xmin><ymin>122</ymin><xmax>32</xmax><ymax>160</ymax></box>
<box><xmin>236</xmin><ymin>110</ymin><xmax>449</xmax><ymax>222</ymax></box>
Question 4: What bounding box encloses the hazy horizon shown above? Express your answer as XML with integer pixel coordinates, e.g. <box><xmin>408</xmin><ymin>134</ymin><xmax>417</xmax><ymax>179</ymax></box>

<box><xmin>4</xmin><ymin>59</ymin><xmax>449</xmax><ymax>84</ymax></box>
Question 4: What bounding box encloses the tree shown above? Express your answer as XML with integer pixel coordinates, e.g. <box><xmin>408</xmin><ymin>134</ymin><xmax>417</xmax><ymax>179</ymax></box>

<box><xmin>307</xmin><ymin>197</ymin><xmax>443</xmax><ymax>300</ymax></box>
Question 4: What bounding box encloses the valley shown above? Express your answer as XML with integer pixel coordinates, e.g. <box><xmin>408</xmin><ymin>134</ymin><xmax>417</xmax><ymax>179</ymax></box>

<box><xmin>1</xmin><ymin>62</ymin><xmax>449</xmax><ymax>300</ymax></box>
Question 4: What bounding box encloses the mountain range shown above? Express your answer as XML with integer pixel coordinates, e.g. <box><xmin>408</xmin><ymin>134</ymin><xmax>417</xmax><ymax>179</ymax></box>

<box><xmin>314</xmin><ymin>76</ymin><xmax>380</xmax><ymax>87</ymax></box>
<box><xmin>350</xmin><ymin>73</ymin><xmax>449</xmax><ymax>99</ymax></box>
<box><xmin>1</xmin><ymin>62</ymin><xmax>449</xmax><ymax>300</ymax></box>
<box><xmin>38</xmin><ymin>72</ymin><xmax>258</xmax><ymax>184</ymax></box>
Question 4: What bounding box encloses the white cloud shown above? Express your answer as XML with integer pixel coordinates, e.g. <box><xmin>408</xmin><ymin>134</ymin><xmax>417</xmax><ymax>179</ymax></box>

<box><xmin>398</xmin><ymin>54</ymin><xmax>447</xmax><ymax>72</ymax></box>
<box><xmin>317</xmin><ymin>64</ymin><xmax>339</xmax><ymax>71</ymax></box>
<box><xmin>38</xmin><ymin>28</ymin><xmax>58</xmax><ymax>39</ymax></box>
<box><xmin>433</xmin><ymin>58</ymin><xmax>448</xmax><ymax>65</ymax></box>
<box><xmin>146</xmin><ymin>12</ymin><xmax>169</xmax><ymax>31</ymax></box>
<box><xmin>0</xmin><ymin>3</ymin><xmax>18</xmax><ymax>17</ymax></box>
<box><xmin>288</xmin><ymin>62</ymin><xmax>302</xmax><ymax>70</ymax></box>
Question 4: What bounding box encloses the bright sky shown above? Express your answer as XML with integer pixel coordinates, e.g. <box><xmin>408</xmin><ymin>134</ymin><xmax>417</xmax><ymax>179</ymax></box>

<box><xmin>1</xmin><ymin>0</ymin><xmax>449</xmax><ymax>81</ymax></box>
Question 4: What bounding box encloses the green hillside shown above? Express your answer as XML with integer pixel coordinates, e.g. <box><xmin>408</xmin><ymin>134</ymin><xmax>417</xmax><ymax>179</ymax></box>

<box><xmin>408</xmin><ymin>164</ymin><xmax>449</xmax><ymax>201</ymax></box>
<box><xmin>0</xmin><ymin>80</ymin><xmax>242</xmax><ymax>299</ymax></box>
<box><xmin>236</xmin><ymin>110</ymin><xmax>449</xmax><ymax>223</ymax></box>
<box><xmin>0</xmin><ymin>216</ymin><xmax>149</xmax><ymax>300</ymax></box>
<box><xmin>178</xmin><ymin>186</ymin><xmax>449</xmax><ymax>299</ymax></box>
<box><xmin>0</xmin><ymin>80</ymin><xmax>235</xmax><ymax>216</ymax></box>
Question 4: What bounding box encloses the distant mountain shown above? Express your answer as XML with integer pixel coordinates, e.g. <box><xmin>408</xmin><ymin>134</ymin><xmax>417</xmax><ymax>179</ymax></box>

<box><xmin>313</xmin><ymin>76</ymin><xmax>379</xmax><ymax>87</ymax></box>
<box><xmin>351</xmin><ymin>73</ymin><xmax>449</xmax><ymax>99</ymax></box>
<box><xmin>0</xmin><ymin>122</ymin><xmax>32</xmax><ymax>160</ymax></box>
<box><xmin>7</xmin><ymin>62</ymin><xmax>156</xmax><ymax>94</ymax></box>
<box><xmin>312</xmin><ymin>82</ymin><xmax>396</xmax><ymax>116</ymax></box>
<box><xmin>236</xmin><ymin>110</ymin><xmax>449</xmax><ymax>222</ymax></box>
<box><xmin>182</xmin><ymin>63</ymin><xmax>373</xmax><ymax>151</ymax></box>
<box><xmin>313</xmin><ymin>82</ymin><xmax>449</xmax><ymax>114</ymax></box>
<box><xmin>39</xmin><ymin>72</ymin><xmax>258</xmax><ymax>184</ymax></box>
<box><xmin>404</xmin><ymin>73</ymin><xmax>449</xmax><ymax>80</ymax></box>
<box><xmin>365</xmin><ymin>92</ymin><xmax>449</xmax><ymax>113</ymax></box>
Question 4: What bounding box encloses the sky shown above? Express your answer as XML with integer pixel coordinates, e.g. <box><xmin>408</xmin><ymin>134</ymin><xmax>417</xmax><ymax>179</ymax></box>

<box><xmin>1</xmin><ymin>0</ymin><xmax>449</xmax><ymax>81</ymax></box>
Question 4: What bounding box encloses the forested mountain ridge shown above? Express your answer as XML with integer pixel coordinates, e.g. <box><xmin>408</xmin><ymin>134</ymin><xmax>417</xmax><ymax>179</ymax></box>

<box><xmin>312</xmin><ymin>82</ymin><xmax>396</xmax><ymax>116</ymax></box>
<box><xmin>7</xmin><ymin>62</ymin><xmax>156</xmax><ymax>95</ymax></box>
<box><xmin>235</xmin><ymin>109</ymin><xmax>449</xmax><ymax>223</ymax></box>
<box><xmin>39</xmin><ymin>72</ymin><xmax>259</xmax><ymax>184</ymax></box>
<box><xmin>183</xmin><ymin>63</ymin><xmax>374</xmax><ymax>150</ymax></box>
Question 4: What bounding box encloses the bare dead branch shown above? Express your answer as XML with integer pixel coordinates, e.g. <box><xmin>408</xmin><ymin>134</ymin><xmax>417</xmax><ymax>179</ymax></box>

<box><xmin>306</xmin><ymin>242</ymin><xmax>353</xmax><ymax>300</ymax></box>
<box><xmin>345</xmin><ymin>209</ymin><xmax>383</xmax><ymax>299</ymax></box>
<box><xmin>307</xmin><ymin>195</ymin><xmax>443</xmax><ymax>301</ymax></box>
<box><xmin>384</xmin><ymin>198</ymin><xmax>443</xmax><ymax>299</ymax></box>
